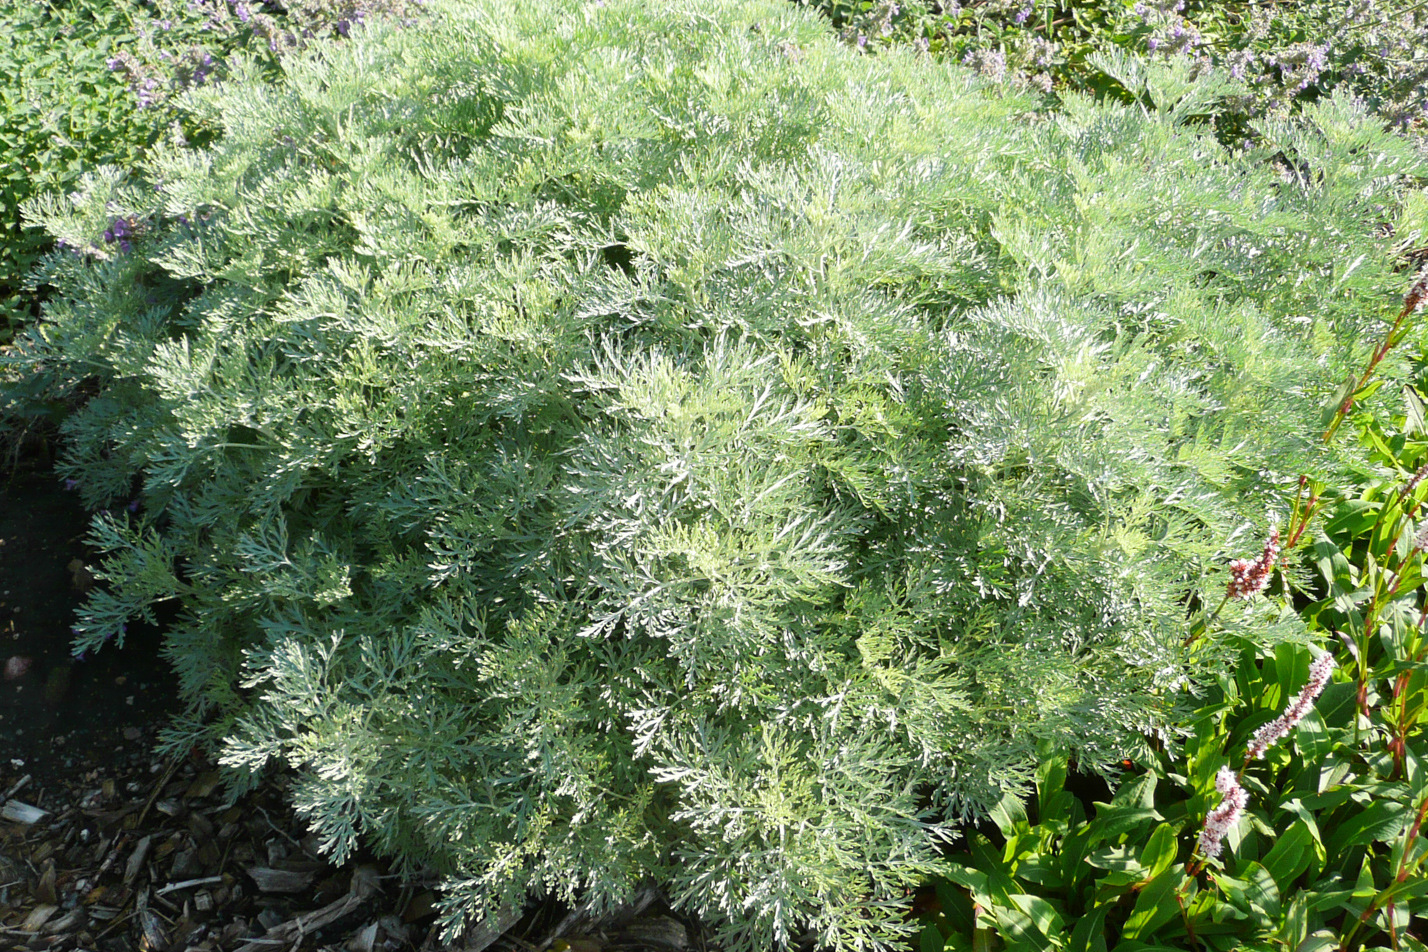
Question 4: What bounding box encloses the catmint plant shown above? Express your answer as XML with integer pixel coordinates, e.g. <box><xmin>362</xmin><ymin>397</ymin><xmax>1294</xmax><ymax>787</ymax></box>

<box><xmin>104</xmin><ymin>0</ymin><xmax>430</xmax><ymax>111</ymax></box>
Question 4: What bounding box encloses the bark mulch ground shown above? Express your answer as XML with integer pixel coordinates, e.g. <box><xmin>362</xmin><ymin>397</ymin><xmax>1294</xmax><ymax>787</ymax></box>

<box><xmin>0</xmin><ymin>750</ymin><xmax>699</xmax><ymax>952</ymax></box>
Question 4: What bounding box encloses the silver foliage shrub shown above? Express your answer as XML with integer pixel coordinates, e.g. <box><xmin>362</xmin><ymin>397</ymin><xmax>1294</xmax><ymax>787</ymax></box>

<box><xmin>6</xmin><ymin>0</ymin><xmax>1428</xmax><ymax>947</ymax></box>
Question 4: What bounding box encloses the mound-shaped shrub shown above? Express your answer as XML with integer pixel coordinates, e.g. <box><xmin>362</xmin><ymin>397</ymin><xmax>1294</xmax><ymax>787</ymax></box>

<box><xmin>7</xmin><ymin>0</ymin><xmax>1427</xmax><ymax>947</ymax></box>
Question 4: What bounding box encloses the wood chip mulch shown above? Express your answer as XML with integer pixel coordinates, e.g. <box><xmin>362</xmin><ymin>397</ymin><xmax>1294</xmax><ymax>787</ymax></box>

<box><xmin>0</xmin><ymin>753</ymin><xmax>704</xmax><ymax>952</ymax></box>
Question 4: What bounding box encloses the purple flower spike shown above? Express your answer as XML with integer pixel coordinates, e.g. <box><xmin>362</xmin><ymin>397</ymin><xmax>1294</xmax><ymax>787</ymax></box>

<box><xmin>127</xmin><ymin>499</ymin><xmax>141</xmax><ymax>512</ymax></box>
<box><xmin>63</xmin><ymin>478</ymin><xmax>79</xmax><ymax>490</ymax></box>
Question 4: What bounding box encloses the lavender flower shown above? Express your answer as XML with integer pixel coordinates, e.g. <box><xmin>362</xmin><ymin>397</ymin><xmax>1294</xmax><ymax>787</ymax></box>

<box><xmin>1226</xmin><ymin>527</ymin><xmax>1280</xmax><ymax>600</ymax></box>
<box><xmin>103</xmin><ymin>216</ymin><xmax>140</xmax><ymax>252</ymax></box>
<box><xmin>1247</xmin><ymin>654</ymin><xmax>1336</xmax><ymax>759</ymax></box>
<box><xmin>1226</xmin><ymin>50</ymin><xmax>1257</xmax><ymax>82</ymax></box>
<box><xmin>1198</xmin><ymin>766</ymin><xmax>1247</xmax><ymax>859</ymax></box>
<box><xmin>964</xmin><ymin>48</ymin><xmax>1007</xmax><ymax>83</ymax></box>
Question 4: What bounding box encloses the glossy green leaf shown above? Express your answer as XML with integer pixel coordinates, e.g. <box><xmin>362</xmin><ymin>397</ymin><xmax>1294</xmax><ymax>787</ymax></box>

<box><xmin>1119</xmin><ymin>867</ymin><xmax>1182</xmax><ymax>940</ymax></box>
<box><xmin>937</xmin><ymin>880</ymin><xmax>977</xmax><ymax>937</ymax></box>
<box><xmin>1260</xmin><ymin>820</ymin><xmax>1315</xmax><ymax>891</ymax></box>
<box><xmin>988</xmin><ymin>904</ymin><xmax>1052</xmax><ymax>952</ymax></box>
<box><xmin>1404</xmin><ymin>385</ymin><xmax>1426</xmax><ymax>436</ymax></box>
<box><xmin>1060</xmin><ymin>825</ymin><xmax>1102</xmax><ymax>886</ymax></box>
<box><xmin>1137</xmin><ymin>823</ymin><xmax>1179</xmax><ymax>880</ymax></box>
<box><xmin>1325</xmin><ymin>800</ymin><xmax>1411</xmax><ymax>854</ymax></box>
<box><xmin>1037</xmin><ymin>755</ymin><xmax>1069</xmax><ymax>824</ymax></box>
<box><xmin>1294</xmin><ymin>931</ymin><xmax>1341</xmax><ymax>952</ymax></box>
<box><xmin>1218</xmin><ymin>862</ymin><xmax>1280</xmax><ymax>918</ymax></box>
<box><xmin>1322</xmin><ymin>374</ymin><xmax>1358</xmax><ymax>430</ymax></box>
<box><xmin>920</xmin><ymin>921</ymin><xmax>945</xmax><ymax>952</ymax></box>
<box><xmin>1008</xmin><ymin>893</ymin><xmax>1065</xmax><ymax>940</ymax></box>
<box><xmin>1323</xmin><ymin>503</ymin><xmax>1380</xmax><ymax>545</ymax></box>
<box><xmin>1012</xmin><ymin>854</ymin><xmax>1065</xmax><ymax>889</ymax></box>
<box><xmin>1278</xmin><ymin>893</ymin><xmax>1308</xmax><ymax>949</ymax></box>
<box><xmin>991</xmin><ymin>789</ymin><xmax>1031</xmax><ymax>839</ymax></box>
<box><xmin>1086</xmin><ymin>805</ymin><xmax>1161</xmax><ymax>842</ymax></box>
<box><xmin>1067</xmin><ymin>904</ymin><xmax>1108</xmax><ymax>952</ymax></box>
<box><xmin>1085</xmin><ymin>844</ymin><xmax>1147</xmax><ymax>880</ymax></box>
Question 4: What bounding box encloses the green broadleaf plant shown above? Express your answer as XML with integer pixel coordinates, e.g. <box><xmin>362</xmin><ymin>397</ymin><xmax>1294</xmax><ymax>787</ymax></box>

<box><xmin>921</xmin><ymin>293</ymin><xmax>1428</xmax><ymax>949</ymax></box>
<box><xmin>922</xmin><ymin>635</ymin><xmax>1427</xmax><ymax>950</ymax></box>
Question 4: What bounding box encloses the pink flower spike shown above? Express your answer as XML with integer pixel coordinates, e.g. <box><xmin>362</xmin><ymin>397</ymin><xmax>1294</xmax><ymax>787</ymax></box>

<box><xmin>1198</xmin><ymin>766</ymin><xmax>1247</xmax><ymax>859</ymax></box>
<box><xmin>1247</xmin><ymin>654</ymin><xmax>1336</xmax><ymax>759</ymax></box>
<box><xmin>1226</xmin><ymin>527</ymin><xmax>1281</xmax><ymax>600</ymax></box>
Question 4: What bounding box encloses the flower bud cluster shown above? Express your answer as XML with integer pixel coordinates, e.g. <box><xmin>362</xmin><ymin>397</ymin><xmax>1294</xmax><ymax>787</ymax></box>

<box><xmin>1226</xmin><ymin>527</ymin><xmax>1280</xmax><ymax>600</ymax></box>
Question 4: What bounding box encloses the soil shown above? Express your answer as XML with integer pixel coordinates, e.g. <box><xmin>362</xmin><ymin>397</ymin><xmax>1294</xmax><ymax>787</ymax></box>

<box><xmin>1</xmin><ymin>451</ymin><xmax>177</xmax><ymax>787</ymax></box>
<box><xmin>0</xmin><ymin>447</ymin><xmax>704</xmax><ymax>952</ymax></box>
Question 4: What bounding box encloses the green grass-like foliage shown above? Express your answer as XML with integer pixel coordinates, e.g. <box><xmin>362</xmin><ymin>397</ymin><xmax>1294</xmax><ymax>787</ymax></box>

<box><xmin>5</xmin><ymin>0</ymin><xmax>1427</xmax><ymax>947</ymax></box>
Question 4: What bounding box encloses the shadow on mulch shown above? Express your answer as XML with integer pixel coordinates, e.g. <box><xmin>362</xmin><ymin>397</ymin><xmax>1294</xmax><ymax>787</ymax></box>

<box><xmin>1</xmin><ymin>450</ymin><xmax>177</xmax><ymax>788</ymax></box>
<box><xmin>0</xmin><ymin>447</ymin><xmax>705</xmax><ymax>952</ymax></box>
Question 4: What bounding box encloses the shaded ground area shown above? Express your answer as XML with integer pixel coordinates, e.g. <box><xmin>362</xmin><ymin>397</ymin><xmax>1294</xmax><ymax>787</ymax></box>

<box><xmin>1</xmin><ymin>453</ymin><xmax>176</xmax><ymax>787</ymax></box>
